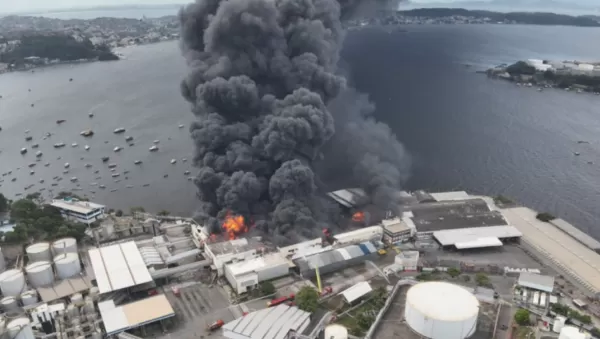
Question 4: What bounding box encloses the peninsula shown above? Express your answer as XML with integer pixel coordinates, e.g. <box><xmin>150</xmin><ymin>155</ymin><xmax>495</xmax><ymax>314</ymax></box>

<box><xmin>0</xmin><ymin>15</ymin><xmax>179</xmax><ymax>73</ymax></box>
<box><xmin>487</xmin><ymin>59</ymin><xmax>600</xmax><ymax>94</ymax></box>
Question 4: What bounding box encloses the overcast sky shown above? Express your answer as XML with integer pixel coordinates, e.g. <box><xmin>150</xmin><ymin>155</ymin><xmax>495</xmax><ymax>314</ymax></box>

<box><xmin>0</xmin><ymin>0</ymin><xmax>185</xmax><ymax>14</ymax></box>
<box><xmin>1</xmin><ymin>0</ymin><xmax>596</xmax><ymax>14</ymax></box>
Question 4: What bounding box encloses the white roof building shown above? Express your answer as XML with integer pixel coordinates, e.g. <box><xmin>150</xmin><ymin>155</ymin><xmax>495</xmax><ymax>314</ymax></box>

<box><xmin>205</xmin><ymin>238</ymin><xmax>266</xmax><ymax>276</ymax></box>
<box><xmin>223</xmin><ymin>304</ymin><xmax>311</xmax><ymax>339</ymax></box>
<box><xmin>88</xmin><ymin>241</ymin><xmax>153</xmax><ymax>294</ymax></box>
<box><xmin>433</xmin><ymin>226</ymin><xmax>522</xmax><ymax>249</ymax></box>
<box><xmin>518</xmin><ymin>272</ymin><xmax>555</xmax><ymax>293</ymax></box>
<box><xmin>430</xmin><ymin>191</ymin><xmax>471</xmax><ymax>202</ymax></box>
<box><xmin>99</xmin><ymin>294</ymin><xmax>174</xmax><ymax>336</ymax></box>
<box><xmin>224</xmin><ymin>254</ymin><xmax>290</xmax><ymax>294</ymax></box>
<box><xmin>342</xmin><ymin>281</ymin><xmax>372</xmax><ymax>304</ymax></box>
<box><xmin>50</xmin><ymin>199</ymin><xmax>105</xmax><ymax>224</ymax></box>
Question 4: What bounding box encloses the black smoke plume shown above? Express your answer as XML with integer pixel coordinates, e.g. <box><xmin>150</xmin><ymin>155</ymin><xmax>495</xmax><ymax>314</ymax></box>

<box><xmin>180</xmin><ymin>0</ymin><xmax>409</xmax><ymax>243</ymax></box>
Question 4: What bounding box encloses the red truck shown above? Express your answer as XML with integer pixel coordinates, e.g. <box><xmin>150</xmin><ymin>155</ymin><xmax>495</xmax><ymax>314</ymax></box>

<box><xmin>207</xmin><ymin>320</ymin><xmax>225</xmax><ymax>331</ymax></box>
<box><xmin>267</xmin><ymin>294</ymin><xmax>295</xmax><ymax>307</ymax></box>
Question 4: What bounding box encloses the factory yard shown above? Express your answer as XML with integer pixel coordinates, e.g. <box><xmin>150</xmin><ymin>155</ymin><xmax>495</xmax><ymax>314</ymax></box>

<box><xmin>372</xmin><ymin>283</ymin><xmax>499</xmax><ymax>339</ymax></box>
<box><xmin>502</xmin><ymin>207</ymin><xmax>600</xmax><ymax>295</ymax></box>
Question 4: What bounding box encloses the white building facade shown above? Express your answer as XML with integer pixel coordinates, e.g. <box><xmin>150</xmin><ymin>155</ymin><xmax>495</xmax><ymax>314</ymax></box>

<box><xmin>50</xmin><ymin>199</ymin><xmax>105</xmax><ymax>224</ymax></box>
<box><xmin>224</xmin><ymin>253</ymin><xmax>290</xmax><ymax>294</ymax></box>
<box><xmin>205</xmin><ymin>238</ymin><xmax>265</xmax><ymax>276</ymax></box>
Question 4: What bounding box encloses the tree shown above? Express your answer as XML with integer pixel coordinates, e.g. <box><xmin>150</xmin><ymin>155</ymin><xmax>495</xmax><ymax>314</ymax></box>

<box><xmin>579</xmin><ymin>315</ymin><xmax>592</xmax><ymax>325</ymax></box>
<box><xmin>10</xmin><ymin>199</ymin><xmax>39</xmax><ymax>221</ymax></box>
<box><xmin>475</xmin><ymin>272</ymin><xmax>490</xmax><ymax>287</ymax></box>
<box><xmin>157</xmin><ymin>210</ymin><xmax>170</xmax><ymax>216</ymax></box>
<box><xmin>55</xmin><ymin>191</ymin><xmax>88</xmax><ymax>201</ymax></box>
<box><xmin>536</xmin><ymin>212</ymin><xmax>555</xmax><ymax>222</ymax></box>
<box><xmin>115</xmin><ymin>210</ymin><xmax>123</xmax><ymax>217</ymax></box>
<box><xmin>514</xmin><ymin>308</ymin><xmax>530</xmax><ymax>326</ymax></box>
<box><xmin>296</xmin><ymin>286</ymin><xmax>319</xmax><ymax>313</ymax></box>
<box><xmin>259</xmin><ymin>281</ymin><xmax>276</xmax><ymax>296</ymax></box>
<box><xmin>356</xmin><ymin>312</ymin><xmax>375</xmax><ymax>330</ymax></box>
<box><xmin>130</xmin><ymin>206</ymin><xmax>146</xmax><ymax>215</ymax></box>
<box><xmin>447</xmin><ymin>267</ymin><xmax>461</xmax><ymax>278</ymax></box>
<box><xmin>0</xmin><ymin>193</ymin><xmax>8</xmax><ymax>212</ymax></box>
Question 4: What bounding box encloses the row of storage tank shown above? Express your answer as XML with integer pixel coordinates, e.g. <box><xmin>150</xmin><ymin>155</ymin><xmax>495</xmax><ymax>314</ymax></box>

<box><xmin>0</xmin><ymin>289</ymin><xmax>102</xmax><ymax>339</ymax></box>
<box><xmin>0</xmin><ymin>238</ymin><xmax>80</xmax><ymax>300</ymax></box>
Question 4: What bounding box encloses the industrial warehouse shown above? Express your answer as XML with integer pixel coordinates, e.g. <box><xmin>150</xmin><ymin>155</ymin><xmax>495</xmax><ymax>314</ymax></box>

<box><xmin>0</xmin><ymin>190</ymin><xmax>599</xmax><ymax>338</ymax></box>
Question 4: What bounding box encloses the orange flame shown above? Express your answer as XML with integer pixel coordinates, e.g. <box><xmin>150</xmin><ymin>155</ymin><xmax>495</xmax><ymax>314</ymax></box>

<box><xmin>222</xmin><ymin>211</ymin><xmax>248</xmax><ymax>240</ymax></box>
<box><xmin>352</xmin><ymin>211</ymin><xmax>365</xmax><ymax>222</ymax></box>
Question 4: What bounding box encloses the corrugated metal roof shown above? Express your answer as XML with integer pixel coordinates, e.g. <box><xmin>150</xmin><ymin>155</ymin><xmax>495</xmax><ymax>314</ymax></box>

<box><xmin>336</xmin><ymin>248</ymin><xmax>351</xmax><ymax>260</ymax></box>
<box><xmin>223</xmin><ymin>305</ymin><xmax>310</xmax><ymax>339</ymax></box>
<box><xmin>518</xmin><ymin>272</ymin><xmax>555</xmax><ymax>293</ymax></box>
<box><xmin>363</xmin><ymin>242</ymin><xmax>376</xmax><ymax>253</ymax></box>
<box><xmin>345</xmin><ymin>246</ymin><xmax>364</xmax><ymax>258</ymax></box>
<box><xmin>88</xmin><ymin>241</ymin><xmax>153</xmax><ymax>294</ymax></box>
<box><xmin>454</xmin><ymin>237</ymin><xmax>503</xmax><ymax>249</ymax></box>
<box><xmin>433</xmin><ymin>226</ymin><xmax>522</xmax><ymax>246</ymax></box>
<box><xmin>342</xmin><ymin>281</ymin><xmax>372</xmax><ymax>303</ymax></box>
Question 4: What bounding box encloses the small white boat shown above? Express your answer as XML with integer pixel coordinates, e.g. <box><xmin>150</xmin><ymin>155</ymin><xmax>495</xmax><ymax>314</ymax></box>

<box><xmin>63</xmin><ymin>169</ymin><xmax>69</xmax><ymax>174</ymax></box>
<box><xmin>44</xmin><ymin>163</ymin><xmax>50</xmax><ymax>167</ymax></box>
<box><xmin>153</xmin><ymin>140</ymin><xmax>160</xmax><ymax>144</ymax></box>
<box><xmin>113</xmin><ymin>146</ymin><xmax>122</xmax><ymax>152</ymax></box>
<box><xmin>134</xmin><ymin>160</ymin><xmax>142</xmax><ymax>165</ymax></box>
<box><xmin>35</xmin><ymin>151</ymin><xmax>42</xmax><ymax>157</ymax></box>
<box><xmin>89</xmin><ymin>113</ymin><xmax>94</xmax><ymax>117</ymax></box>
<box><xmin>182</xmin><ymin>158</ymin><xmax>188</xmax><ymax>162</ymax></box>
<box><xmin>108</xmin><ymin>163</ymin><xmax>117</xmax><ymax>168</ymax></box>
<box><xmin>54</xmin><ymin>142</ymin><xmax>66</xmax><ymax>148</ymax></box>
<box><xmin>84</xmin><ymin>145</ymin><xmax>90</xmax><ymax>150</ymax></box>
<box><xmin>170</xmin><ymin>159</ymin><xmax>177</xmax><ymax>164</ymax></box>
<box><xmin>125</xmin><ymin>136</ymin><xmax>134</xmax><ymax>142</ymax></box>
<box><xmin>112</xmin><ymin>173</ymin><xmax>120</xmax><ymax>178</ymax></box>
<box><xmin>178</xmin><ymin>124</ymin><xmax>185</xmax><ymax>128</ymax></box>
<box><xmin>31</xmin><ymin>144</ymin><xmax>39</xmax><ymax>148</ymax></box>
<box><xmin>20</xmin><ymin>148</ymin><xmax>27</xmax><ymax>154</ymax></box>
<box><xmin>90</xmin><ymin>182</ymin><xmax>98</xmax><ymax>186</ymax></box>
<box><xmin>184</xmin><ymin>170</ymin><xmax>191</xmax><ymax>175</ymax></box>
<box><xmin>85</xmin><ymin>163</ymin><xmax>92</xmax><ymax>168</ymax></box>
<box><xmin>64</xmin><ymin>163</ymin><xmax>70</xmax><ymax>168</ymax></box>
<box><xmin>113</xmin><ymin>127</ymin><xmax>126</xmax><ymax>134</ymax></box>
<box><xmin>25</xmin><ymin>130</ymin><xmax>30</xmax><ymax>134</ymax></box>
<box><xmin>71</xmin><ymin>143</ymin><xmax>78</xmax><ymax>147</ymax></box>
<box><xmin>70</xmin><ymin>177</ymin><xmax>78</xmax><ymax>182</ymax></box>
<box><xmin>80</xmin><ymin>130</ymin><xmax>94</xmax><ymax>137</ymax></box>
<box><xmin>126</xmin><ymin>185</ymin><xmax>134</xmax><ymax>188</ymax></box>
<box><xmin>29</xmin><ymin>170</ymin><xmax>35</xmax><ymax>175</ymax></box>
<box><xmin>149</xmin><ymin>145</ymin><xmax>159</xmax><ymax>152</ymax></box>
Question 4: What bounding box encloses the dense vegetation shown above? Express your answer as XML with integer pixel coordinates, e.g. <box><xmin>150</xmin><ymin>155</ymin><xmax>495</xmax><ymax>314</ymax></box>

<box><xmin>507</xmin><ymin>61</ymin><xmax>537</xmax><ymax>76</ymax></box>
<box><xmin>399</xmin><ymin>8</ymin><xmax>600</xmax><ymax>27</ymax></box>
<box><xmin>550</xmin><ymin>303</ymin><xmax>592</xmax><ymax>325</ymax></box>
<box><xmin>4</xmin><ymin>199</ymin><xmax>87</xmax><ymax>243</ymax></box>
<box><xmin>536</xmin><ymin>212</ymin><xmax>556</xmax><ymax>222</ymax></box>
<box><xmin>0</xmin><ymin>34</ymin><xmax>119</xmax><ymax>65</ymax></box>
<box><xmin>0</xmin><ymin>193</ymin><xmax>8</xmax><ymax>213</ymax></box>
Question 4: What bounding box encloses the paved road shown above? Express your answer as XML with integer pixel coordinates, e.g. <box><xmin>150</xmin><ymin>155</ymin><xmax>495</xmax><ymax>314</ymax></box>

<box><xmin>495</xmin><ymin>303</ymin><xmax>514</xmax><ymax>339</ymax></box>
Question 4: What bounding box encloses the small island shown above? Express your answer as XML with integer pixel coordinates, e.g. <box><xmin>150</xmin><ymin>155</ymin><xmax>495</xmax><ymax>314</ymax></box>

<box><xmin>486</xmin><ymin>59</ymin><xmax>600</xmax><ymax>94</ymax></box>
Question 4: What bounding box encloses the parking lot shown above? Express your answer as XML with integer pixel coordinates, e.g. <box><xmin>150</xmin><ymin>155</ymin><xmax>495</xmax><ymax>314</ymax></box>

<box><xmin>158</xmin><ymin>282</ymin><xmax>242</xmax><ymax>339</ymax></box>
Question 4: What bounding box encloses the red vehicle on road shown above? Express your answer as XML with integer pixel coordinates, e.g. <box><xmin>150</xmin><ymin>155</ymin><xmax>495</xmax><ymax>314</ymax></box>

<box><xmin>267</xmin><ymin>294</ymin><xmax>295</xmax><ymax>307</ymax></box>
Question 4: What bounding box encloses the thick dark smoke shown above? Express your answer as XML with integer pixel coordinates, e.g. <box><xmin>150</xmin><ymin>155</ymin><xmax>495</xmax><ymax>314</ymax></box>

<box><xmin>180</xmin><ymin>0</ymin><xmax>409</xmax><ymax>243</ymax></box>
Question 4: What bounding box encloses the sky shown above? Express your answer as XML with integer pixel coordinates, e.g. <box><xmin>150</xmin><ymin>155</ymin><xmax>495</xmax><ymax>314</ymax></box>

<box><xmin>0</xmin><ymin>0</ymin><xmax>597</xmax><ymax>15</ymax></box>
<box><xmin>0</xmin><ymin>0</ymin><xmax>185</xmax><ymax>14</ymax></box>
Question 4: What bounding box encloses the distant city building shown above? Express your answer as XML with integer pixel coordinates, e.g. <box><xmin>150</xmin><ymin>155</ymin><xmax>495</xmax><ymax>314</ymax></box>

<box><xmin>50</xmin><ymin>199</ymin><xmax>105</xmax><ymax>224</ymax></box>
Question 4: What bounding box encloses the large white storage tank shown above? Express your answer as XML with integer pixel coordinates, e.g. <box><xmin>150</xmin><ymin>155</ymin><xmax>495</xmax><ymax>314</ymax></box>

<box><xmin>7</xmin><ymin>317</ymin><xmax>35</xmax><ymax>339</ymax></box>
<box><xmin>52</xmin><ymin>238</ymin><xmax>77</xmax><ymax>255</ymax></box>
<box><xmin>54</xmin><ymin>253</ymin><xmax>81</xmax><ymax>279</ymax></box>
<box><xmin>324</xmin><ymin>324</ymin><xmax>348</xmax><ymax>339</ymax></box>
<box><xmin>21</xmin><ymin>290</ymin><xmax>39</xmax><ymax>306</ymax></box>
<box><xmin>559</xmin><ymin>326</ymin><xmax>590</xmax><ymax>339</ymax></box>
<box><xmin>405</xmin><ymin>282</ymin><xmax>479</xmax><ymax>339</ymax></box>
<box><xmin>26</xmin><ymin>242</ymin><xmax>52</xmax><ymax>262</ymax></box>
<box><xmin>26</xmin><ymin>261</ymin><xmax>54</xmax><ymax>287</ymax></box>
<box><xmin>0</xmin><ymin>269</ymin><xmax>26</xmax><ymax>297</ymax></box>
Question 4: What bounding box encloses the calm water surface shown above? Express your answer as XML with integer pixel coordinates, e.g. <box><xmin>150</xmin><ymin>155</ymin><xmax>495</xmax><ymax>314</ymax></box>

<box><xmin>1</xmin><ymin>24</ymin><xmax>600</xmax><ymax>238</ymax></box>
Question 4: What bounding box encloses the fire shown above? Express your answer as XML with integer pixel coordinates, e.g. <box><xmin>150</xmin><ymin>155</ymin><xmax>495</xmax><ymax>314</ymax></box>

<box><xmin>222</xmin><ymin>211</ymin><xmax>248</xmax><ymax>240</ymax></box>
<box><xmin>352</xmin><ymin>211</ymin><xmax>365</xmax><ymax>223</ymax></box>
